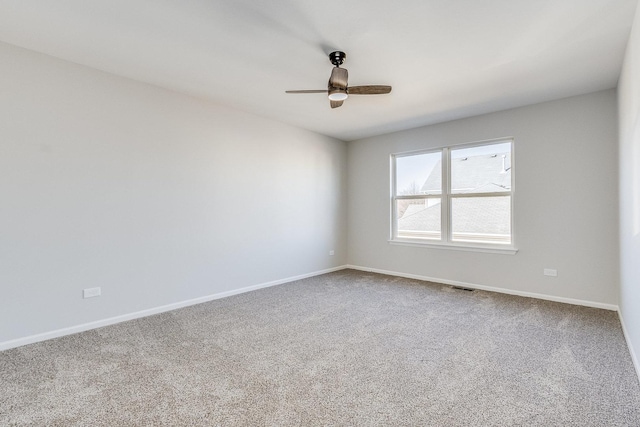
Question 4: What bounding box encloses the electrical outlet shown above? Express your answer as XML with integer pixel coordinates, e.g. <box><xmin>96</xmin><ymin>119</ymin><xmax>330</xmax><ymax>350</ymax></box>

<box><xmin>329</xmin><ymin>250</ymin><xmax>335</xmax><ymax>256</ymax></box>
<box><xmin>83</xmin><ymin>287</ymin><xmax>101</xmax><ymax>298</ymax></box>
<box><xmin>543</xmin><ymin>268</ymin><xmax>558</xmax><ymax>277</ymax></box>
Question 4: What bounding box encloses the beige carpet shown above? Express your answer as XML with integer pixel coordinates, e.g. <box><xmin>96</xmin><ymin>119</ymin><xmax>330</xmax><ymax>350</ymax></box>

<box><xmin>1</xmin><ymin>269</ymin><xmax>639</xmax><ymax>426</ymax></box>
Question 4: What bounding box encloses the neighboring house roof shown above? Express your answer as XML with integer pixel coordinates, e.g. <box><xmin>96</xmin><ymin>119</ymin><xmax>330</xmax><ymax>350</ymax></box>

<box><xmin>398</xmin><ymin>203</ymin><xmax>440</xmax><ymax>232</ymax></box>
<box><xmin>421</xmin><ymin>152</ymin><xmax>511</xmax><ymax>194</ymax></box>
<box><xmin>451</xmin><ymin>197</ymin><xmax>510</xmax><ymax>234</ymax></box>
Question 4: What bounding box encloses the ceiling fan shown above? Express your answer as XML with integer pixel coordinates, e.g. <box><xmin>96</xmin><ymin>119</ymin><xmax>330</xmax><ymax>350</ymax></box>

<box><xmin>285</xmin><ymin>51</ymin><xmax>392</xmax><ymax>109</ymax></box>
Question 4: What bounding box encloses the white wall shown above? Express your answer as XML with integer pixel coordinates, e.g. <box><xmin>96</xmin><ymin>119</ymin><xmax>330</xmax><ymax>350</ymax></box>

<box><xmin>0</xmin><ymin>42</ymin><xmax>347</xmax><ymax>344</ymax></box>
<box><xmin>618</xmin><ymin>4</ymin><xmax>640</xmax><ymax>374</ymax></box>
<box><xmin>348</xmin><ymin>90</ymin><xmax>619</xmax><ymax>306</ymax></box>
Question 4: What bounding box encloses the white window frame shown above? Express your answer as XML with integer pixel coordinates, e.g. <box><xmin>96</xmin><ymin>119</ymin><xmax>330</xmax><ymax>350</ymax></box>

<box><xmin>389</xmin><ymin>137</ymin><xmax>517</xmax><ymax>255</ymax></box>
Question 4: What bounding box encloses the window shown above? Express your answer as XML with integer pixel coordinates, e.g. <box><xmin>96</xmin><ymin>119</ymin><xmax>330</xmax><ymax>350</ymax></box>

<box><xmin>391</xmin><ymin>139</ymin><xmax>514</xmax><ymax>252</ymax></box>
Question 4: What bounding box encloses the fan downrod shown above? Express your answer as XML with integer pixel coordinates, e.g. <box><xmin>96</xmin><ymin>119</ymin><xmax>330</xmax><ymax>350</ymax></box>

<box><xmin>329</xmin><ymin>51</ymin><xmax>346</xmax><ymax>67</ymax></box>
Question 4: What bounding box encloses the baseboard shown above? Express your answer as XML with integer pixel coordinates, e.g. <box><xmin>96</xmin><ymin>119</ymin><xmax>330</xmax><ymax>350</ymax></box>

<box><xmin>618</xmin><ymin>310</ymin><xmax>640</xmax><ymax>383</ymax></box>
<box><xmin>346</xmin><ymin>265</ymin><xmax>619</xmax><ymax>311</ymax></box>
<box><xmin>2</xmin><ymin>264</ymin><xmax>620</xmax><ymax>352</ymax></box>
<box><xmin>0</xmin><ymin>265</ymin><xmax>349</xmax><ymax>352</ymax></box>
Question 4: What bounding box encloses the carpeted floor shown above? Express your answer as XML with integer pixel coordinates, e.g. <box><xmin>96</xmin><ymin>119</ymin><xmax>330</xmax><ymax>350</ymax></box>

<box><xmin>1</xmin><ymin>269</ymin><xmax>639</xmax><ymax>426</ymax></box>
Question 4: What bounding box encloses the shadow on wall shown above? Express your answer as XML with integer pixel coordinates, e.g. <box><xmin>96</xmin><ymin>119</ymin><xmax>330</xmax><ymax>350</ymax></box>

<box><xmin>634</xmin><ymin>117</ymin><xmax>640</xmax><ymax>237</ymax></box>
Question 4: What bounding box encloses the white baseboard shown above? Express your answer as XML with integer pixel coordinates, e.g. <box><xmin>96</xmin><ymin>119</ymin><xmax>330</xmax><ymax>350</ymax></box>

<box><xmin>346</xmin><ymin>264</ymin><xmax>619</xmax><ymax>311</ymax></box>
<box><xmin>618</xmin><ymin>310</ymin><xmax>640</xmax><ymax>383</ymax></box>
<box><xmin>0</xmin><ymin>265</ymin><xmax>349</xmax><ymax>352</ymax></box>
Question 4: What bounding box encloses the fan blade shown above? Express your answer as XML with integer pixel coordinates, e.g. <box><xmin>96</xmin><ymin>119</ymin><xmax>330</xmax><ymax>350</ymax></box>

<box><xmin>330</xmin><ymin>100</ymin><xmax>344</xmax><ymax>109</ymax></box>
<box><xmin>285</xmin><ymin>90</ymin><xmax>328</xmax><ymax>94</ymax></box>
<box><xmin>348</xmin><ymin>85</ymin><xmax>392</xmax><ymax>95</ymax></box>
<box><xmin>329</xmin><ymin>67</ymin><xmax>348</xmax><ymax>89</ymax></box>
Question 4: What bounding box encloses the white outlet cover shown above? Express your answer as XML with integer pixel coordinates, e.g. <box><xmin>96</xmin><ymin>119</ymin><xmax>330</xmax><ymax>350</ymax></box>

<box><xmin>83</xmin><ymin>287</ymin><xmax>101</xmax><ymax>298</ymax></box>
<box><xmin>329</xmin><ymin>250</ymin><xmax>335</xmax><ymax>256</ymax></box>
<box><xmin>543</xmin><ymin>269</ymin><xmax>558</xmax><ymax>277</ymax></box>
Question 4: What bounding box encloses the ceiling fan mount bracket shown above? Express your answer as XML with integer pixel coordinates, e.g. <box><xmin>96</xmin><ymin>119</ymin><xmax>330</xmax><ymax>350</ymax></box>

<box><xmin>329</xmin><ymin>51</ymin><xmax>346</xmax><ymax>67</ymax></box>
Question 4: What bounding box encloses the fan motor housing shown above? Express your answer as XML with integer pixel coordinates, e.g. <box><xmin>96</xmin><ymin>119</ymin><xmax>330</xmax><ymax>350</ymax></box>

<box><xmin>329</xmin><ymin>51</ymin><xmax>346</xmax><ymax>67</ymax></box>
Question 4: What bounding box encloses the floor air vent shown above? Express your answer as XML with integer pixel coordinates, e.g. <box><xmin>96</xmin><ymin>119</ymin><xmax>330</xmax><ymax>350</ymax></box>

<box><xmin>452</xmin><ymin>286</ymin><xmax>475</xmax><ymax>292</ymax></box>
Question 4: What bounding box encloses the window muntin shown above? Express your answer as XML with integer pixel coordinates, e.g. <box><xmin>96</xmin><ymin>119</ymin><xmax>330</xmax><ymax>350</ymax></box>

<box><xmin>392</xmin><ymin>139</ymin><xmax>513</xmax><ymax>249</ymax></box>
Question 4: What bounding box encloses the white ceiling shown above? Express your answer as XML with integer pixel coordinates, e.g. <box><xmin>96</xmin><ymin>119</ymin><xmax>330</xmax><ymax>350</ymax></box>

<box><xmin>0</xmin><ymin>0</ymin><xmax>637</xmax><ymax>141</ymax></box>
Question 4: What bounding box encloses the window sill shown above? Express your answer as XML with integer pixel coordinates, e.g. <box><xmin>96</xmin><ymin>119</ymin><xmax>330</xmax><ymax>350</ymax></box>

<box><xmin>388</xmin><ymin>239</ymin><xmax>518</xmax><ymax>255</ymax></box>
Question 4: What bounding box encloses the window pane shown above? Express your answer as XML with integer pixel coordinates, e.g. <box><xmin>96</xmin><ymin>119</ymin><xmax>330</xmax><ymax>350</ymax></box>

<box><xmin>395</xmin><ymin>152</ymin><xmax>442</xmax><ymax>196</ymax></box>
<box><xmin>450</xmin><ymin>142</ymin><xmax>511</xmax><ymax>194</ymax></box>
<box><xmin>397</xmin><ymin>198</ymin><xmax>441</xmax><ymax>240</ymax></box>
<box><xmin>451</xmin><ymin>196</ymin><xmax>511</xmax><ymax>244</ymax></box>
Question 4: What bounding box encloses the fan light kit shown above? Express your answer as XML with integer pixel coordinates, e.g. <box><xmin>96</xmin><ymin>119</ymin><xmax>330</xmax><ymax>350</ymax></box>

<box><xmin>328</xmin><ymin>89</ymin><xmax>348</xmax><ymax>101</ymax></box>
<box><xmin>286</xmin><ymin>51</ymin><xmax>392</xmax><ymax>109</ymax></box>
